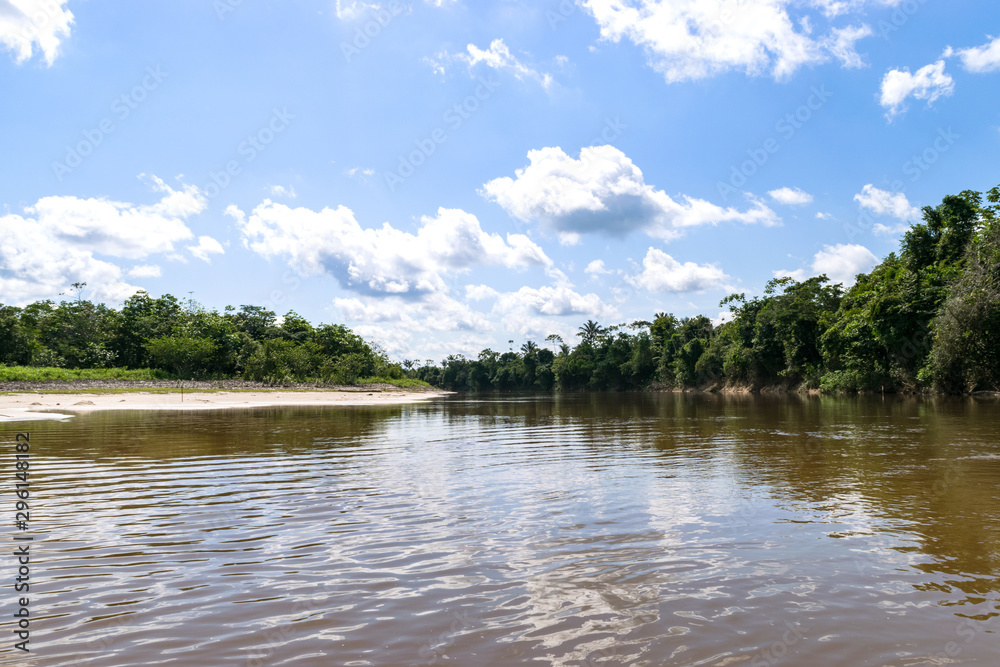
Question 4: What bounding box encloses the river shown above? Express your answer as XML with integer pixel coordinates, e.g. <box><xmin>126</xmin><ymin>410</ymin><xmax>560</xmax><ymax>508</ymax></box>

<box><xmin>4</xmin><ymin>393</ymin><xmax>1000</xmax><ymax>666</ymax></box>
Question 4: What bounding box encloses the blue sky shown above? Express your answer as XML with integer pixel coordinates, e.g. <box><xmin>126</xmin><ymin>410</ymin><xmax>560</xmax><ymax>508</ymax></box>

<box><xmin>2</xmin><ymin>0</ymin><xmax>998</xmax><ymax>361</ymax></box>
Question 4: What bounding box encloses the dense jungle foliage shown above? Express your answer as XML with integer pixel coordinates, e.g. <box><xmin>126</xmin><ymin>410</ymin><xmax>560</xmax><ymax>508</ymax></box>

<box><xmin>0</xmin><ymin>293</ymin><xmax>405</xmax><ymax>385</ymax></box>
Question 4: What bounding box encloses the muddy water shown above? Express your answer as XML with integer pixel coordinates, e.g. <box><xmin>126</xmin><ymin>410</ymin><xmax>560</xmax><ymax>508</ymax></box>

<box><xmin>4</xmin><ymin>393</ymin><xmax>1000</xmax><ymax>666</ymax></box>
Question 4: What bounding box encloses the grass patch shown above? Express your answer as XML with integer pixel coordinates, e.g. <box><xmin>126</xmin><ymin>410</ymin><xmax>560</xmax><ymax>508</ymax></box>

<box><xmin>357</xmin><ymin>376</ymin><xmax>433</xmax><ymax>389</ymax></box>
<box><xmin>0</xmin><ymin>366</ymin><xmax>172</xmax><ymax>382</ymax></box>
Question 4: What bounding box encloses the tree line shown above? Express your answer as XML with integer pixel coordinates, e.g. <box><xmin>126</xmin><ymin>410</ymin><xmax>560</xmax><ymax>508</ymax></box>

<box><xmin>415</xmin><ymin>184</ymin><xmax>1000</xmax><ymax>394</ymax></box>
<box><xmin>0</xmin><ymin>184</ymin><xmax>996</xmax><ymax>393</ymax></box>
<box><xmin>0</xmin><ymin>291</ymin><xmax>404</xmax><ymax>385</ymax></box>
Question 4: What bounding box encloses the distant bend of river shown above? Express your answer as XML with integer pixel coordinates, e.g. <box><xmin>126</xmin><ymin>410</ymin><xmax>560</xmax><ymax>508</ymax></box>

<box><xmin>6</xmin><ymin>393</ymin><xmax>1000</xmax><ymax>666</ymax></box>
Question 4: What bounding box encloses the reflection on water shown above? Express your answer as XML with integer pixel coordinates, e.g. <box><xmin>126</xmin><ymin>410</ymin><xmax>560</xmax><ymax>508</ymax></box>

<box><xmin>4</xmin><ymin>394</ymin><xmax>1000</xmax><ymax>666</ymax></box>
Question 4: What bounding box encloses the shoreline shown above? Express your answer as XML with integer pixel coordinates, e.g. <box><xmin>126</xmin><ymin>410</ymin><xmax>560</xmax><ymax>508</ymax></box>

<box><xmin>0</xmin><ymin>386</ymin><xmax>452</xmax><ymax>422</ymax></box>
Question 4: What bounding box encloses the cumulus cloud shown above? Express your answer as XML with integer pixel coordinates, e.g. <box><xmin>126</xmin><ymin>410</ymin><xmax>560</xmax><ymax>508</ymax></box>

<box><xmin>431</xmin><ymin>38</ymin><xmax>554</xmax><ymax>89</ymax></box>
<box><xmin>579</xmin><ymin>0</ymin><xmax>877</xmax><ymax>83</ymax></box>
<box><xmin>187</xmin><ymin>236</ymin><xmax>225</xmax><ymax>262</ymax></box>
<box><xmin>334</xmin><ymin>293</ymin><xmax>494</xmax><ymax>358</ymax></box>
<box><xmin>0</xmin><ymin>177</ymin><xmax>206</xmax><ymax>304</ymax></box>
<box><xmin>268</xmin><ymin>185</ymin><xmax>297</xmax><ymax>198</ymax></box>
<box><xmin>952</xmin><ymin>36</ymin><xmax>1000</xmax><ymax>73</ymax></box>
<box><xmin>854</xmin><ymin>184</ymin><xmax>920</xmax><ymax>220</ymax></box>
<box><xmin>231</xmin><ymin>202</ymin><xmax>551</xmax><ymax>297</ymax></box>
<box><xmin>465</xmin><ymin>284</ymin><xmax>499</xmax><ymax>301</ymax></box>
<box><xmin>584</xmin><ymin>259</ymin><xmax>612</xmax><ymax>276</ymax></box>
<box><xmin>492</xmin><ymin>281</ymin><xmax>619</xmax><ymax>337</ymax></box>
<box><xmin>879</xmin><ymin>60</ymin><xmax>954</xmax><ymax>118</ymax></box>
<box><xmin>127</xmin><ymin>265</ymin><xmax>162</xmax><ymax>278</ymax></box>
<box><xmin>768</xmin><ymin>186</ymin><xmax>814</xmax><ymax>206</ymax></box>
<box><xmin>0</xmin><ymin>0</ymin><xmax>73</xmax><ymax>65</ymax></box>
<box><xmin>626</xmin><ymin>248</ymin><xmax>731</xmax><ymax>293</ymax></box>
<box><xmin>776</xmin><ymin>243</ymin><xmax>878</xmax><ymax>286</ymax></box>
<box><xmin>712</xmin><ymin>310</ymin><xmax>734</xmax><ymax>326</ymax></box>
<box><xmin>482</xmin><ymin>145</ymin><xmax>777</xmax><ymax>241</ymax></box>
<box><xmin>812</xmin><ymin>243</ymin><xmax>878</xmax><ymax>284</ymax></box>
<box><xmin>336</xmin><ymin>293</ymin><xmax>492</xmax><ymax>333</ymax></box>
<box><xmin>497</xmin><ymin>283</ymin><xmax>617</xmax><ymax>319</ymax></box>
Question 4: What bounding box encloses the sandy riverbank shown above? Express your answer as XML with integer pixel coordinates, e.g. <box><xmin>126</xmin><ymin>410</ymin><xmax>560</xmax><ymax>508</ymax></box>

<box><xmin>0</xmin><ymin>388</ymin><xmax>450</xmax><ymax>422</ymax></box>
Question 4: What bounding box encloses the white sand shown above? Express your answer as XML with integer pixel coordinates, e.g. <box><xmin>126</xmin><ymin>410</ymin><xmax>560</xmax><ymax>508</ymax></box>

<box><xmin>0</xmin><ymin>389</ymin><xmax>449</xmax><ymax>422</ymax></box>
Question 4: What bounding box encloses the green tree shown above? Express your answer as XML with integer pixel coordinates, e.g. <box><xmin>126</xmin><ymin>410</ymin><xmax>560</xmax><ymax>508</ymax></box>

<box><xmin>147</xmin><ymin>335</ymin><xmax>217</xmax><ymax>378</ymax></box>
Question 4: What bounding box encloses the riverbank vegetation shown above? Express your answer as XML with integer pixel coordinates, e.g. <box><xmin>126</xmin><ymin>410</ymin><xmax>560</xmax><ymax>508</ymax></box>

<box><xmin>415</xmin><ymin>185</ymin><xmax>1000</xmax><ymax>395</ymax></box>
<box><xmin>0</xmin><ymin>293</ymin><xmax>411</xmax><ymax>386</ymax></box>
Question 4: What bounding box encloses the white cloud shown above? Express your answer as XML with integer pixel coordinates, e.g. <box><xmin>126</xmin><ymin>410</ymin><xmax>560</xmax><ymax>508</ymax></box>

<box><xmin>584</xmin><ymin>259</ymin><xmax>612</xmax><ymax>276</ymax></box>
<box><xmin>334</xmin><ymin>292</ymin><xmax>494</xmax><ymax>358</ymax></box>
<box><xmin>127</xmin><ymin>265</ymin><xmax>162</xmax><ymax>278</ymax></box>
<box><xmin>812</xmin><ymin>243</ymin><xmax>878</xmax><ymax>285</ymax></box>
<box><xmin>879</xmin><ymin>60</ymin><xmax>954</xmax><ymax>118</ymax></box>
<box><xmin>346</xmin><ymin>167</ymin><xmax>375</xmax><ymax>178</ymax></box>
<box><xmin>0</xmin><ymin>0</ymin><xmax>73</xmax><ymax>65</ymax></box>
<box><xmin>268</xmin><ymin>185</ymin><xmax>297</xmax><ymax>198</ymax></box>
<box><xmin>492</xmin><ymin>281</ymin><xmax>620</xmax><ymax>338</ymax></box>
<box><xmin>873</xmin><ymin>222</ymin><xmax>910</xmax><ymax>236</ymax></box>
<box><xmin>0</xmin><ymin>177</ymin><xmax>204</xmax><ymax>304</ymax></box>
<box><xmin>579</xmin><ymin>0</ymin><xmax>877</xmax><ymax>83</ymax></box>
<box><xmin>854</xmin><ymin>184</ymin><xmax>920</xmax><ymax>221</ymax></box>
<box><xmin>343</xmin><ymin>283</ymin><xmax>614</xmax><ymax>359</ymax></box>
<box><xmin>816</xmin><ymin>212</ymin><xmax>833</xmax><ymax>220</ymax></box>
<box><xmin>336</xmin><ymin>293</ymin><xmax>491</xmax><ymax>333</ymax></box>
<box><xmin>712</xmin><ymin>310</ymin><xmax>734</xmax><ymax>326</ymax></box>
<box><xmin>232</xmin><ymin>202</ymin><xmax>551</xmax><ymax>296</ymax></box>
<box><xmin>825</xmin><ymin>24</ymin><xmax>873</xmax><ymax>68</ymax></box>
<box><xmin>437</xmin><ymin>38</ymin><xmax>554</xmax><ymax>89</ymax></box>
<box><xmin>465</xmin><ymin>284</ymin><xmax>499</xmax><ymax>301</ymax></box>
<box><xmin>954</xmin><ymin>36</ymin><xmax>1000</xmax><ymax>73</ymax></box>
<box><xmin>187</xmin><ymin>236</ymin><xmax>225</xmax><ymax>262</ymax></box>
<box><xmin>768</xmin><ymin>186</ymin><xmax>814</xmax><ymax>206</ymax></box>
<box><xmin>774</xmin><ymin>268</ymin><xmax>808</xmax><ymax>282</ymax></box>
<box><xmin>336</xmin><ymin>0</ymin><xmax>449</xmax><ymax>19</ymax></box>
<box><xmin>626</xmin><ymin>248</ymin><xmax>731</xmax><ymax>293</ymax></box>
<box><xmin>497</xmin><ymin>283</ymin><xmax>617</xmax><ymax>319</ymax></box>
<box><xmin>482</xmin><ymin>145</ymin><xmax>777</xmax><ymax>241</ymax></box>
<box><xmin>21</xmin><ymin>176</ymin><xmax>204</xmax><ymax>260</ymax></box>
<box><xmin>776</xmin><ymin>243</ymin><xmax>878</xmax><ymax>286</ymax></box>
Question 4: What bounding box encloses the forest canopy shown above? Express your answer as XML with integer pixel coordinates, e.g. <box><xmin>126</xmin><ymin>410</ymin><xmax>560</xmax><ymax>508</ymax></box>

<box><xmin>0</xmin><ymin>293</ymin><xmax>404</xmax><ymax>385</ymax></box>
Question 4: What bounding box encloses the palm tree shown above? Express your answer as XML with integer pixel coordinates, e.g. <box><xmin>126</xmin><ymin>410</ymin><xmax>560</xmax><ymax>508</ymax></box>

<box><xmin>577</xmin><ymin>320</ymin><xmax>605</xmax><ymax>344</ymax></box>
<box><xmin>521</xmin><ymin>341</ymin><xmax>538</xmax><ymax>355</ymax></box>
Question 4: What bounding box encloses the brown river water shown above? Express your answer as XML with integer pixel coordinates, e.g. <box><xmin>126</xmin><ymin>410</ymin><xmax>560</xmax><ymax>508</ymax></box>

<box><xmin>3</xmin><ymin>393</ymin><xmax>1000</xmax><ymax>666</ymax></box>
